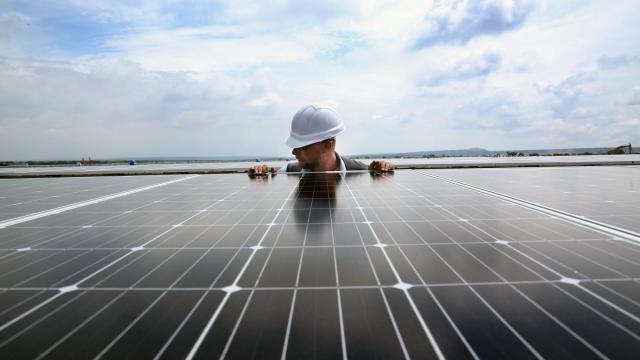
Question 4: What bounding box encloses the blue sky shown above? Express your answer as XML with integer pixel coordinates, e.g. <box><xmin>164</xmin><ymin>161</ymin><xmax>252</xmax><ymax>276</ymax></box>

<box><xmin>1</xmin><ymin>0</ymin><xmax>639</xmax><ymax>160</ymax></box>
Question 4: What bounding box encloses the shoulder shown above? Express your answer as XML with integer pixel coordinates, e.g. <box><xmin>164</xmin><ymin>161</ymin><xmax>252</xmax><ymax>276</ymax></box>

<box><xmin>340</xmin><ymin>155</ymin><xmax>369</xmax><ymax>170</ymax></box>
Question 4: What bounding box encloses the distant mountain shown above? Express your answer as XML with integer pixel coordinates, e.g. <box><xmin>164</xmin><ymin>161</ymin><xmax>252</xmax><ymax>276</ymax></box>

<box><xmin>353</xmin><ymin>148</ymin><xmax>493</xmax><ymax>158</ymax></box>
<box><xmin>403</xmin><ymin>147</ymin><xmax>493</xmax><ymax>157</ymax></box>
<box><xmin>512</xmin><ymin>147</ymin><xmax>612</xmax><ymax>155</ymax></box>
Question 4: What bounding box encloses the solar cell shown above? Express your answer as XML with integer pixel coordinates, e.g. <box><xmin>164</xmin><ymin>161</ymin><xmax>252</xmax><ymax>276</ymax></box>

<box><xmin>0</xmin><ymin>168</ymin><xmax>639</xmax><ymax>358</ymax></box>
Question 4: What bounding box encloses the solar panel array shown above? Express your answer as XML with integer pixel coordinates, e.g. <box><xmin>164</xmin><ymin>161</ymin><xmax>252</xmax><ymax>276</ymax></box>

<box><xmin>1</xmin><ymin>169</ymin><xmax>639</xmax><ymax>359</ymax></box>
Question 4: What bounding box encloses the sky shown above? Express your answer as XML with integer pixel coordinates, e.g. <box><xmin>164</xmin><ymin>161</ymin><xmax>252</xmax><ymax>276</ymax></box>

<box><xmin>1</xmin><ymin>0</ymin><xmax>639</xmax><ymax>160</ymax></box>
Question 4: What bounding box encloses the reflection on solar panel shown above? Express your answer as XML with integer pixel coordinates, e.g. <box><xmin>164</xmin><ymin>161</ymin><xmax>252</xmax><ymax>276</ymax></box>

<box><xmin>0</xmin><ymin>168</ymin><xmax>639</xmax><ymax>358</ymax></box>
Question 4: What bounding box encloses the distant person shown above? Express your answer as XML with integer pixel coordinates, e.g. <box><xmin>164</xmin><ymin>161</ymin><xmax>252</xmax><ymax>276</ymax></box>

<box><xmin>248</xmin><ymin>105</ymin><xmax>394</xmax><ymax>175</ymax></box>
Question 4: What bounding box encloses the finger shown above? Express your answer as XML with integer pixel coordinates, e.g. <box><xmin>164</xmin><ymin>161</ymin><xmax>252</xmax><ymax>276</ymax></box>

<box><xmin>380</xmin><ymin>162</ymin><xmax>393</xmax><ymax>172</ymax></box>
<box><xmin>250</xmin><ymin>165</ymin><xmax>267</xmax><ymax>175</ymax></box>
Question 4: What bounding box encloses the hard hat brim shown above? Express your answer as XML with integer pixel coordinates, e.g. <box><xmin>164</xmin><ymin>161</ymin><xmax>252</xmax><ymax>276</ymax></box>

<box><xmin>285</xmin><ymin>125</ymin><xmax>345</xmax><ymax>148</ymax></box>
<box><xmin>285</xmin><ymin>136</ymin><xmax>318</xmax><ymax>149</ymax></box>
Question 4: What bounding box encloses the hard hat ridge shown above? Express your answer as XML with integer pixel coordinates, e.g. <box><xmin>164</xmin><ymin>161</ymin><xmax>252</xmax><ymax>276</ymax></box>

<box><xmin>285</xmin><ymin>104</ymin><xmax>346</xmax><ymax>148</ymax></box>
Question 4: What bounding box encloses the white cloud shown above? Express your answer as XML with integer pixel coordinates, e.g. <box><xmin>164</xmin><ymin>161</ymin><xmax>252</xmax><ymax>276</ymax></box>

<box><xmin>535</xmin><ymin>73</ymin><xmax>597</xmax><ymax>118</ymax></box>
<box><xmin>422</xmin><ymin>49</ymin><xmax>502</xmax><ymax>86</ymax></box>
<box><xmin>104</xmin><ymin>26</ymin><xmax>342</xmax><ymax>72</ymax></box>
<box><xmin>0</xmin><ymin>57</ymin><xmax>292</xmax><ymax>159</ymax></box>
<box><xmin>412</xmin><ymin>0</ymin><xmax>536</xmax><ymax>49</ymax></box>
<box><xmin>544</xmin><ymin>118</ymin><xmax>597</xmax><ymax>136</ymax></box>
<box><xmin>249</xmin><ymin>92</ymin><xmax>283</xmax><ymax>109</ymax></box>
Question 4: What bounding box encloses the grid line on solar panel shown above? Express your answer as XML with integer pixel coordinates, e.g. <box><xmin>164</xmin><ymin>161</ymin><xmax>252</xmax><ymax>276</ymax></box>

<box><xmin>336</xmin><ymin>178</ymin><xmax>406</xmax><ymax>358</ymax></box>
<box><xmin>85</xmin><ymin>189</ymin><xmax>282</xmax><ymax>291</ymax></box>
<box><xmin>342</xmin><ymin>177</ymin><xmax>445</xmax><ymax>359</ymax></box>
<box><xmin>418</xmin><ymin>170</ymin><xmax>640</xmax><ymax>243</ymax></box>
<box><xmin>280</xmin><ymin>181</ymin><xmax>313</xmax><ymax>359</ymax></box>
<box><xmin>185</xmin><ymin>176</ymin><xmax>302</xmax><ymax>359</ymax></box>
<box><xmin>367</xmin><ymin>177</ymin><xmax>553</xmax><ymax>281</ymax></box>
<box><xmin>6</xmin><ymin>279</ymin><xmax>640</xmax><ymax>293</ymax></box>
<box><xmin>0</xmin><ymin>176</ymin><xmax>201</xmax><ymax>229</ymax></box>
<box><xmin>82</xmin><ymin>194</ymin><xmax>262</xmax><ymax>290</ymax></box>
<box><xmin>3</xmin><ymin>284</ymin><xmax>636</xmax><ymax>360</ymax></box>
<box><xmin>358</xmin><ymin>177</ymin><xmax>565</xmax><ymax>356</ymax></box>
<box><xmin>386</xmin><ymin>173</ymin><xmax>640</xmax><ymax>281</ymax></box>
<box><xmin>0</xmin><ymin>176</ymin><xmax>172</xmax><ymax>222</ymax></box>
<box><xmin>0</xmin><ymin>182</ymin><xmax>211</xmax><ymax>246</ymax></box>
<box><xmin>0</xmin><ymin>177</ymin><xmax>246</xmax><ymax>333</ymax></box>
<box><xmin>368</xmin><ymin>173</ymin><xmax>636</xmax><ymax>336</ymax></box>
<box><xmin>425</xmin><ymin>167</ymin><xmax>640</xmax><ymax>223</ymax></box>
<box><xmin>378</xmin><ymin>173</ymin><xmax>640</xmax><ymax>356</ymax></box>
<box><xmin>3</xmin><ymin>239</ymin><xmax>634</xmax><ymax>253</ymax></box>
<box><xmin>0</xmin><ymin>176</ymin><xmax>290</xmax><ymax>358</ymax></box>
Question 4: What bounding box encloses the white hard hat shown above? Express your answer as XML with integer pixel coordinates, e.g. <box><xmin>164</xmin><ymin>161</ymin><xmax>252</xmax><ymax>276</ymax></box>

<box><xmin>285</xmin><ymin>105</ymin><xmax>346</xmax><ymax>148</ymax></box>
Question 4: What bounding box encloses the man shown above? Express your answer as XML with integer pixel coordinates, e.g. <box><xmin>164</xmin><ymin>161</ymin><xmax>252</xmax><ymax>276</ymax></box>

<box><xmin>248</xmin><ymin>105</ymin><xmax>394</xmax><ymax>175</ymax></box>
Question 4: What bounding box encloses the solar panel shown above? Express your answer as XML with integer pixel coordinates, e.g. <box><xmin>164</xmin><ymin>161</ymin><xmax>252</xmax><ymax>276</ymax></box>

<box><xmin>0</xmin><ymin>169</ymin><xmax>639</xmax><ymax>358</ymax></box>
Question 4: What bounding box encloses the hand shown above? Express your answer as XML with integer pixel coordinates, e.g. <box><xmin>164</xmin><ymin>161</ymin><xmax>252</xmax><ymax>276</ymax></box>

<box><xmin>248</xmin><ymin>164</ymin><xmax>276</xmax><ymax>177</ymax></box>
<box><xmin>368</xmin><ymin>160</ymin><xmax>395</xmax><ymax>172</ymax></box>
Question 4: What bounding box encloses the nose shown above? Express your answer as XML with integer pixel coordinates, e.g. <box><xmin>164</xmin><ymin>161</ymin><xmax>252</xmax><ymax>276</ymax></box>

<box><xmin>292</xmin><ymin>148</ymin><xmax>299</xmax><ymax>156</ymax></box>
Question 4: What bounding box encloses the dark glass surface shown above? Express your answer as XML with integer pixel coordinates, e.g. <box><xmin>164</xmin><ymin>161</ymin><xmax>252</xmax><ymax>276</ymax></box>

<box><xmin>341</xmin><ymin>288</ymin><xmax>406</xmax><ymax>359</ymax></box>
<box><xmin>298</xmin><ymin>247</ymin><xmax>337</xmax><ymax>287</ymax></box>
<box><xmin>430</xmin><ymin>285</ymin><xmax>538</xmax><ymax>359</ymax></box>
<box><xmin>222</xmin><ymin>290</ymin><xmax>293</xmax><ymax>359</ymax></box>
<box><xmin>473</xmin><ymin>284</ymin><xmax>602</xmax><ymax>359</ymax></box>
<box><xmin>516</xmin><ymin>283</ymin><xmax>640</xmax><ymax>359</ymax></box>
<box><xmin>286</xmin><ymin>289</ymin><xmax>342</xmax><ymax>359</ymax></box>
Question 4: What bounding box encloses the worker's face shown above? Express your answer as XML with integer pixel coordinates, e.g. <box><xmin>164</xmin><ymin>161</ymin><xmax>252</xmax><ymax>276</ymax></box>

<box><xmin>292</xmin><ymin>140</ymin><xmax>327</xmax><ymax>169</ymax></box>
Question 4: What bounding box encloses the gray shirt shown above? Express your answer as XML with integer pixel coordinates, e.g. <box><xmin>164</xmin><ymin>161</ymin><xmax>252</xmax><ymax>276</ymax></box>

<box><xmin>280</xmin><ymin>153</ymin><xmax>368</xmax><ymax>175</ymax></box>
